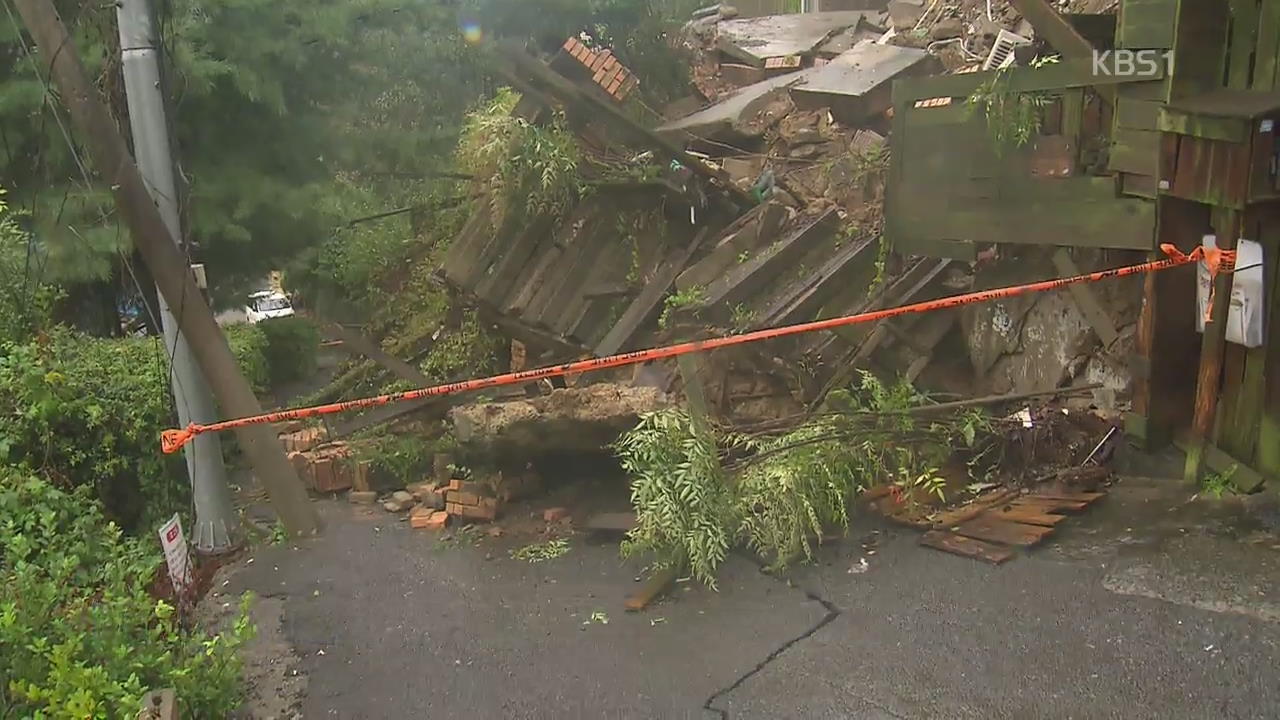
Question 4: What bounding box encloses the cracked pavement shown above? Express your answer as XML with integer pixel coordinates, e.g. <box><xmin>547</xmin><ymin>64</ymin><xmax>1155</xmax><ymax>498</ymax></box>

<box><xmin>218</xmin><ymin>475</ymin><xmax>1280</xmax><ymax>719</ymax></box>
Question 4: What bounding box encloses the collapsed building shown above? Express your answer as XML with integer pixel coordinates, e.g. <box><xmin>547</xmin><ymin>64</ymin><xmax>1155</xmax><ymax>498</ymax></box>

<box><xmin>298</xmin><ymin>0</ymin><xmax>1279</xmax><ymax>515</ymax></box>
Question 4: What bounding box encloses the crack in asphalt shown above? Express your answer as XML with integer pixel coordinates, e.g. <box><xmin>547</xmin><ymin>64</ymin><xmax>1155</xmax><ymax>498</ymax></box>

<box><xmin>702</xmin><ymin>575</ymin><xmax>841</xmax><ymax>719</ymax></box>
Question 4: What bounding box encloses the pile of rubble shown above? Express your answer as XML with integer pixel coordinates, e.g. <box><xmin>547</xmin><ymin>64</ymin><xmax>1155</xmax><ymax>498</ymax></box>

<box><xmin>354</xmin><ymin>458</ymin><xmax>546</xmax><ymax>532</ymax></box>
<box><xmin>279</xmin><ymin>425</ymin><xmax>369</xmax><ymax>494</ymax></box>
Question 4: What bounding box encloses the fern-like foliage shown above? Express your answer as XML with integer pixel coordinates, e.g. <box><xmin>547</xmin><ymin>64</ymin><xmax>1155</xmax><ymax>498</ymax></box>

<box><xmin>614</xmin><ymin>408</ymin><xmax>737</xmax><ymax>589</ymax></box>
<box><xmin>457</xmin><ymin>88</ymin><xmax>583</xmax><ymax>227</ymax></box>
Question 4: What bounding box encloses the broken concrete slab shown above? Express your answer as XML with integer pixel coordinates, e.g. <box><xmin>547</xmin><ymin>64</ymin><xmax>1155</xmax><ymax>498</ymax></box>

<box><xmin>887</xmin><ymin>0</ymin><xmax>926</xmax><ymax>31</ymax></box>
<box><xmin>657</xmin><ymin>70</ymin><xmax>808</xmax><ymax>142</ymax></box>
<box><xmin>790</xmin><ymin>41</ymin><xmax>937</xmax><ymax>124</ymax></box>
<box><xmin>716</xmin><ymin>11</ymin><xmax>885</xmax><ymax>67</ymax></box>
<box><xmin>448</xmin><ymin>384</ymin><xmax>668</xmax><ymax>461</ymax></box>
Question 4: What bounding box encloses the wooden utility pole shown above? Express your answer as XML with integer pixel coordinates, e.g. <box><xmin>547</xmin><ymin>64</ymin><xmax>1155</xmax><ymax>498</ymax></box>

<box><xmin>1184</xmin><ymin>209</ymin><xmax>1241</xmax><ymax>482</ymax></box>
<box><xmin>13</xmin><ymin>0</ymin><xmax>319</xmax><ymax>536</ymax></box>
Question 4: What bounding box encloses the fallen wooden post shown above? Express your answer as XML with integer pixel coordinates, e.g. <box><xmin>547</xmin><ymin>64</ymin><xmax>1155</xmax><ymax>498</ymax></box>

<box><xmin>625</xmin><ymin>566</ymin><xmax>679</xmax><ymax>612</ymax></box>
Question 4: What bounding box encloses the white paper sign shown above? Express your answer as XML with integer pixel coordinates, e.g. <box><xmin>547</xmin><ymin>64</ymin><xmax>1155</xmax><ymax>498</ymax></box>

<box><xmin>158</xmin><ymin>514</ymin><xmax>192</xmax><ymax>593</ymax></box>
<box><xmin>1196</xmin><ymin>235</ymin><xmax>1265</xmax><ymax>348</ymax></box>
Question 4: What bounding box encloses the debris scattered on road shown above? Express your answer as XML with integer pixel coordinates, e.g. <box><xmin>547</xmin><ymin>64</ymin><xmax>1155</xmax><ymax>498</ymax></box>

<box><xmin>511</xmin><ymin>538</ymin><xmax>571</xmax><ymax>563</ymax></box>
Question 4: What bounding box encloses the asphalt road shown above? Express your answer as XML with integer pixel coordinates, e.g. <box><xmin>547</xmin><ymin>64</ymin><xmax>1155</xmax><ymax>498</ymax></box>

<box><xmin>220</xmin><ymin>476</ymin><xmax>1280</xmax><ymax>719</ymax></box>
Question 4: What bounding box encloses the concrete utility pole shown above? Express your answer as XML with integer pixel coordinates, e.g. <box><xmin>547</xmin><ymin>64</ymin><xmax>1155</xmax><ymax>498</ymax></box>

<box><xmin>116</xmin><ymin>0</ymin><xmax>238</xmax><ymax>553</ymax></box>
<box><xmin>14</xmin><ymin>0</ymin><xmax>321</xmax><ymax>537</ymax></box>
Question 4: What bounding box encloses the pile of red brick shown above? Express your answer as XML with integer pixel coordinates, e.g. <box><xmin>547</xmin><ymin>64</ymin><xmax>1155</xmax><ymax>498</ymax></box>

<box><xmin>278</xmin><ymin>425</ymin><xmax>369</xmax><ymax>494</ymax></box>
<box><xmin>561</xmin><ymin>37</ymin><xmax>639</xmax><ymax>101</ymax></box>
<box><xmin>375</xmin><ymin>462</ymin><xmax>546</xmax><ymax>531</ymax></box>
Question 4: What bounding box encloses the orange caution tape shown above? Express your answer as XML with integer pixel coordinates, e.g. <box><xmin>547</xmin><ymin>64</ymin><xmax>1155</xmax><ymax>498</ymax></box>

<box><xmin>161</xmin><ymin>245</ymin><xmax>1212</xmax><ymax>454</ymax></box>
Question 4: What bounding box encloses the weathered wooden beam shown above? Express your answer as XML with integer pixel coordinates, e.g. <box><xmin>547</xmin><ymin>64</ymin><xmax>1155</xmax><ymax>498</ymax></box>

<box><xmin>325</xmin><ymin>323</ymin><xmax>432</xmax><ymax>387</ymax></box>
<box><xmin>595</xmin><ymin>228</ymin><xmax>710</xmax><ymax>357</ymax></box>
<box><xmin>753</xmin><ymin>235</ymin><xmax>878</xmax><ymax>328</ymax></box>
<box><xmin>1051</xmin><ymin>249</ymin><xmax>1120</xmax><ymax>346</ymax></box>
<box><xmin>1185</xmin><ymin>208</ymin><xmax>1242</xmax><ymax>482</ymax></box>
<box><xmin>699</xmin><ymin>208</ymin><xmax>839</xmax><ymax>314</ymax></box>
<box><xmin>1174</xmin><ymin>431</ymin><xmax>1268</xmax><ymax>493</ymax></box>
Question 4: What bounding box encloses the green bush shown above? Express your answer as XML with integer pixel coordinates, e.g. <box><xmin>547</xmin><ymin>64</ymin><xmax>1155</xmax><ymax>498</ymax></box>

<box><xmin>0</xmin><ymin>468</ymin><xmax>251</xmax><ymax>718</ymax></box>
<box><xmin>256</xmin><ymin>316</ymin><xmax>320</xmax><ymax>386</ymax></box>
<box><xmin>0</xmin><ymin>328</ymin><xmax>272</xmax><ymax>529</ymax></box>
<box><xmin>223</xmin><ymin>323</ymin><xmax>270</xmax><ymax>393</ymax></box>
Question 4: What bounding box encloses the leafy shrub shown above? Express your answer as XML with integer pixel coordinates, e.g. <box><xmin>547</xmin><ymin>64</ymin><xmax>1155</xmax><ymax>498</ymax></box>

<box><xmin>0</xmin><ymin>328</ymin><xmax>271</xmax><ymax>529</ymax></box>
<box><xmin>457</xmin><ymin>88</ymin><xmax>582</xmax><ymax>223</ymax></box>
<box><xmin>614</xmin><ymin>372</ymin><xmax>998</xmax><ymax>583</ymax></box>
<box><xmin>256</xmin><ymin>316</ymin><xmax>320</xmax><ymax>386</ymax></box>
<box><xmin>615</xmin><ymin>408</ymin><xmax>737</xmax><ymax>589</ymax></box>
<box><xmin>223</xmin><ymin>324</ymin><xmax>270</xmax><ymax>393</ymax></box>
<box><xmin>0</xmin><ymin>468</ymin><xmax>251</xmax><ymax>718</ymax></box>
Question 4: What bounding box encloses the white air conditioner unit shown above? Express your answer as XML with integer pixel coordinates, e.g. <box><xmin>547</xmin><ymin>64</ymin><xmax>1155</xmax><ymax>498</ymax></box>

<box><xmin>983</xmin><ymin>29</ymin><xmax>1032</xmax><ymax>71</ymax></box>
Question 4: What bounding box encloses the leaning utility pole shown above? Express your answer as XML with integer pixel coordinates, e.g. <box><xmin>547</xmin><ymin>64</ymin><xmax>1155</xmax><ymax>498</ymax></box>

<box><xmin>14</xmin><ymin>0</ymin><xmax>320</xmax><ymax>537</ymax></box>
<box><xmin>116</xmin><ymin>0</ymin><xmax>238</xmax><ymax>553</ymax></box>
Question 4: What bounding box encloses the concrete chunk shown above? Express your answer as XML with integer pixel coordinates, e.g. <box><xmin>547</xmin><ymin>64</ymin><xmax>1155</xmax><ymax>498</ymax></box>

<box><xmin>716</xmin><ymin>11</ymin><xmax>884</xmax><ymax>66</ymax></box>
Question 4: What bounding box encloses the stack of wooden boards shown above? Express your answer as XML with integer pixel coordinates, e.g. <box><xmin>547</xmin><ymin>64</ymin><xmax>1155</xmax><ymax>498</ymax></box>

<box><xmin>919</xmin><ymin>485</ymin><xmax>1107</xmax><ymax>564</ymax></box>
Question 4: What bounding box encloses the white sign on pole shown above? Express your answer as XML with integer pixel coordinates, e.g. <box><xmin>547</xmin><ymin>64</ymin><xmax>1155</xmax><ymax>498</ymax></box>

<box><xmin>158</xmin><ymin>513</ymin><xmax>192</xmax><ymax>593</ymax></box>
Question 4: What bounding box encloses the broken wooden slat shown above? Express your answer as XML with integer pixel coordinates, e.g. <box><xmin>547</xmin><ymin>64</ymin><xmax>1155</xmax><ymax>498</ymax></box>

<box><xmin>920</xmin><ymin>530</ymin><xmax>1015</xmax><ymax>564</ymax></box>
<box><xmin>954</xmin><ymin>516</ymin><xmax>1056</xmax><ymax>547</ymax></box>
<box><xmin>1007</xmin><ymin>497</ymin><xmax>1090</xmax><ymax>512</ymax></box>
<box><xmin>929</xmin><ymin>488</ymin><xmax>1020</xmax><ymax>529</ymax></box>
<box><xmin>594</xmin><ymin>229</ymin><xmax>710</xmax><ymax>357</ymax></box>
<box><xmin>676</xmin><ymin>202</ymin><xmax>787</xmax><ymax>292</ymax></box>
<box><xmin>325</xmin><ymin>323</ymin><xmax>432</xmax><ymax>387</ymax></box>
<box><xmin>624</xmin><ymin>566</ymin><xmax>679</xmax><ymax>612</ymax></box>
<box><xmin>753</xmin><ymin>235</ymin><xmax>878</xmax><ymax>329</ymax></box>
<box><xmin>985</xmin><ymin>505</ymin><xmax>1068</xmax><ymax>527</ymax></box>
<box><xmin>474</xmin><ymin>214</ymin><xmax>558</xmax><ymax>309</ymax></box>
<box><xmin>1024</xmin><ymin>490</ymin><xmax>1106</xmax><ymax>503</ymax></box>
<box><xmin>699</xmin><ymin>208</ymin><xmax>838</xmax><ymax>315</ymax></box>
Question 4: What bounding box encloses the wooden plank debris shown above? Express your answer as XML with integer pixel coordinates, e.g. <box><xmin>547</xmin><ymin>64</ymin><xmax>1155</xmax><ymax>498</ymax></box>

<box><xmin>986</xmin><ymin>505</ymin><xmax>1068</xmax><ymax>527</ymax></box>
<box><xmin>954</xmin><ymin>516</ymin><xmax>1056</xmax><ymax>547</ymax></box>
<box><xmin>698</xmin><ymin>208</ymin><xmax>839</xmax><ymax>316</ymax></box>
<box><xmin>1007</xmin><ymin>497</ymin><xmax>1090</xmax><ymax>512</ymax></box>
<box><xmin>625</xmin><ymin>566</ymin><xmax>679</xmax><ymax>612</ymax></box>
<box><xmin>595</xmin><ymin>228</ymin><xmax>711</xmax><ymax>357</ymax></box>
<box><xmin>930</xmin><ymin>488</ymin><xmax>1021</xmax><ymax>529</ymax></box>
<box><xmin>919</xmin><ymin>530</ymin><xmax>1015</xmax><ymax>564</ymax></box>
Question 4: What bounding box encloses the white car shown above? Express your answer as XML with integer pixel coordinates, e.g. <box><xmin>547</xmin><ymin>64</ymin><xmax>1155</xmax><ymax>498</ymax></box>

<box><xmin>245</xmin><ymin>291</ymin><xmax>295</xmax><ymax>324</ymax></box>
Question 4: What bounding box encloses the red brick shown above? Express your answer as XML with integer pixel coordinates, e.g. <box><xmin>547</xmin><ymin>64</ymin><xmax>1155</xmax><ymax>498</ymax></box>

<box><xmin>287</xmin><ymin>450</ymin><xmax>309</xmax><ymax>476</ymax></box>
<box><xmin>353</xmin><ymin>460</ymin><xmax>372</xmax><ymax>492</ymax></box>
<box><xmin>409</xmin><ymin>506</ymin><xmax>435</xmax><ymax>529</ymax></box>
<box><xmin>562</xmin><ymin>37</ymin><xmax>576</xmax><ymax>51</ymax></box>
<box><xmin>448</xmin><ymin>478</ymin><xmax>462</xmax><ymax>492</ymax></box>
<box><xmin>446</xmin><ymin>501</ymin><xmax>465</xmax><ymax>515</ymax></box>
<box><xmin>424</xmin><ymin>511</ymin><xmax>449</xmax><ymax>529</ymax></box>
<box><xmin>461</xmin><ymin>503</ymin><xmax>497</xmax><ymax>521</ymax></box>
<box><xmin>451</xmin><ymin>491</ymin><xmax>483</xmax><ymax>506</ymax></box>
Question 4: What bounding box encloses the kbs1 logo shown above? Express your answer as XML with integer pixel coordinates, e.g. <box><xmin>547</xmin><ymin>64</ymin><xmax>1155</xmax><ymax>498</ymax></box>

<box><xmin>1092</xmin><ymin>49</ymin><xmax>1173</xmax><ymax>77</ymax></box>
